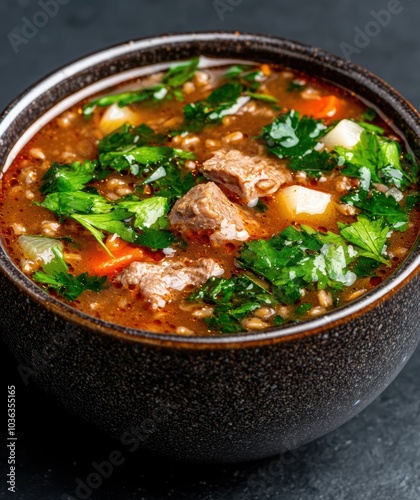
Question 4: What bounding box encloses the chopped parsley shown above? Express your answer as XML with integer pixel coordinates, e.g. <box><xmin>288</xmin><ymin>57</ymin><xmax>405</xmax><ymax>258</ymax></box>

<box><xmin>189</xmin><ymin>221</ymin><xmax>393</xmax><ymax>333</ymax></box>
<box><xmin>360</xmin><ymin>108</ymin><xmax>377</xmax><ymax>121</ymax></box>
<box><xmin>36</xmin><ymin>122</ymin><xmax>196</xmax><ymax>254</ymax></box>
<box><xmin>139</xmin><ymin>163</ymin><xmax>196</xmax><ymax>200</ymax></box>
<box><xmin>98</xmin><ymin>124</ymin><xmax>165</xmax><ymax>155</ymax></box>
<box><xmin>287</xmin><ymin>79</ymin><xmax>307</xmax><ymax>93</ymax></box>
<box><xmin>40</xmin><ymin>160</ymin><xmax>100</xmax><ymax>194</ymax></box>
<box><xmin>96</xmin><ymin>124</ymin><xmax>196</xmax><ymax>199</ymax></box>
<box><xmin>335</xmin><ymin>129</ymin><xmax>414</xmax><ymax>189</ymax></box>
<box><xmin>180</xmin><ymin>70</ymin><xmax>278</xmax><ymax>133</ymax></box>
<box><xmin>39</xmin><ymin>191</ymin><xmax>114</xmax><ymax>217</ymax></box>
<box><xmin>260</xmin><ymin>110</ymin><xmax>333</xmax><ymax>177</ymax></box>
<box><xmin>253</xmin><ymin>199</ymin><xmax>269</xmax><ymax>213</ymax></box>
<box><xmin>117</xmin><ymin>196</ymin><xmax>169</xmax><ymax>230</ymax></box>
<box><xmin>38</xmin><ymin>191</ymin><xmax>174</xmax><ymax>253</ymax></box>
<box><xmin>224</xmin><ymin>64</ymin><xmax>265</xmax><ymax>91</ymax></box>
<box><xmin>182</xmin><ymin>82</ymin><xmax>246</xmax><ymax>132</ymax></box>
<box><xmin>188</xmin><ymin>274</ymin><xmax>279</xmax><ymax>334</ymax></box>
<box><xmin>238</xmin><ymin>225</ymin><xmax>359</xmax><ymax>303</ymax></box>
<box><xmin>260</xmin><ymin>110</ymin><xmax>327</xmax><ymax>157</ymax></box>
<box><xmin>338</xmin><ymin>216</ymin><xmax>390</xmax><ymax>265</ymax></box>
<box><xmin>406</xmin><ymin>191</ymin><xmax>420</xmax><ymax>211</ymax></box>
<box><xmin>224</xmin><ymin>64</ymin><xmax>278</xmax><ymax>105</ymax></box>
<box><xmin>99</xmin><ymin>144</ymin><xmax>194</xmax><ymax>174</ymax></box>
<box><xmin>83</xmin><ymin>58</ymin><xmax>199</xmax><ymax>118</ymax></box>
<box><xmin>33</xmin><ymin>246</ymin><xmax>106</xmax><ymax>301</ymax></box>
<box><xmin>342</xmin><ymin>189</ymin><xmax>408</xmax><ymax>231</ymax></box>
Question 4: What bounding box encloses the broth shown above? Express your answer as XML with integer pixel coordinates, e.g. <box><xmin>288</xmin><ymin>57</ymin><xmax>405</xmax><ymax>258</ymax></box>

<box><xmin>1</xmin><ymin>59</ymin><xmax>418</xmax><ymax>335</ymax></box>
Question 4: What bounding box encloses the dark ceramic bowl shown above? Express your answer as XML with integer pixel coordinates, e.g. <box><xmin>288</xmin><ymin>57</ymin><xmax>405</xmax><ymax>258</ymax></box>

<box><xmin>1</xmin><ymin>32</ymin><xmax>420</xmax><ymax>463</ymax></box>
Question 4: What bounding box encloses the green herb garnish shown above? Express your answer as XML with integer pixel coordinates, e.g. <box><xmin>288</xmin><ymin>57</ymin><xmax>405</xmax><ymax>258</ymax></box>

<box><xmin>33</xmin><ymin>246</ymin><xmax>106</xmax><ymax>301</ymax></box>
<box><xmin>40</xmin><ymin>160</ymin><xmax>101</xmax><ymax>194</ymax></box>
<box><xmin>189</xmin><ymin>221</ymin><xmax>393</xmax><ymax>333</ymax></box>
<box><xmin>83</xmin><ymin>58</ymin><xmax>199</xmax><ymax>118</ymax></box>
<box><xmin>260</xmin><ymin>110</ymin><xmax>333</xmax><ymax>177</ymax></box>
<box><xmin>342</xmin><ymin>189</ymin><xmax>408</xmax><ymax>231</ymax></box>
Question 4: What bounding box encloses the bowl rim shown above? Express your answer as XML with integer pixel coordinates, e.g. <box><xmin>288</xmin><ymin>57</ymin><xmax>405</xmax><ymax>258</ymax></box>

<box><xmin>1</xmin><ymin>30</ymin><xmax>420</xmax><ymax>349</ymax></box>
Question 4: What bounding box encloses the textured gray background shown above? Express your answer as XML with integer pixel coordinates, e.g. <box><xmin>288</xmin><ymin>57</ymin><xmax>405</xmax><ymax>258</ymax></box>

<box><xmin>0</xmin><ymin>0</ymin><xmax>420</xmax><ymax>499</ymax></box>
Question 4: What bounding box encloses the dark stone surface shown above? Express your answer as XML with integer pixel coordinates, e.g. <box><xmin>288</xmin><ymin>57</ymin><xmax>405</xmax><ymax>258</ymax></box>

<box><xmin>0</xmin><ymin>0</ymin><xmax>419</xmax><ymax>498</ymax></box>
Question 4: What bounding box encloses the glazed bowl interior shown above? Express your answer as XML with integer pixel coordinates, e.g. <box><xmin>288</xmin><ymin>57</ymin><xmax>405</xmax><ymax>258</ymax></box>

<box><xmin>1</xmin><ymin>31</ymin><xmax>420</xmax><ymax>346</ymax></box>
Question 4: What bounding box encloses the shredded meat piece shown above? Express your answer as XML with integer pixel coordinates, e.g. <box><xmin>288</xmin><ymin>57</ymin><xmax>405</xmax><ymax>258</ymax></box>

<box><xmin>169</xmin><ymin>182</ymin><xmax>254</xmax><ymax>245</ymax></box>
<box><xmin>201</xmin><ymin>149</ymin><xmax>291</xmax><ymax>204</ymax></box>
<box><xmin>114</xmin><ymin>258</ymin><xmax>224</xmax><ymax>309</ymax></box>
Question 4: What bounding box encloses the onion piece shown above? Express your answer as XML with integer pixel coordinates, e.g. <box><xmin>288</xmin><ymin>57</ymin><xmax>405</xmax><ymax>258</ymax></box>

<box><xmin>18</xmin><ymin>235</ymin><xmax>63</xmax><ymax>264</ymax></box>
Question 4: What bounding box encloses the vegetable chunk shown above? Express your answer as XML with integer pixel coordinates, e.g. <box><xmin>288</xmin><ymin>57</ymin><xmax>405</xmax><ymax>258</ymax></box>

<box><xmin>99</xmin><ymin>104</ymin><xmax>141</xmax><ymax>135</ymax></box>
<box><xmin>274</xmin><ymin>185</ymin><xmax>335</xmax><ymax>224</ymax></box>
<box><xmin>321</xmin><ymin>119</ymin><xmax>364</xmax><ymax>150</ymax></box>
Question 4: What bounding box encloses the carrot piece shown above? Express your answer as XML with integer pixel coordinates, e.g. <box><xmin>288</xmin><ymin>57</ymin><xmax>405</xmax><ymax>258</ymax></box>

<box><xmin>85</xmin><ymin>236</ymin><xmax>158</xmax><ymax>276</ymax></box>
<box><xmin>260</xmin><ymin>64</ymin><xmax>271</xmax><ymax>76</ymax></box>
<box><xmin>296</xmin><ymin>95</ymin><xmax>343</xmax><ymax>120</ymax></box>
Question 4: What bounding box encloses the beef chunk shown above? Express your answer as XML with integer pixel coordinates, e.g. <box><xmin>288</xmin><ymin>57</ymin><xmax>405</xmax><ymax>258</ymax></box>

<box><xmin>169</xmin><ymin>182</ymin><xmax>253</xmax><ymax>245</ymax></box>
<box><xmin>201</xmin><ymin>149</ymin><xmax>291</xmax><ymax>204</ymax></box>
<box><xmin>115</xmin><ymin>258</ymin><xmax>224</xmax><ymax>309</ymax></box>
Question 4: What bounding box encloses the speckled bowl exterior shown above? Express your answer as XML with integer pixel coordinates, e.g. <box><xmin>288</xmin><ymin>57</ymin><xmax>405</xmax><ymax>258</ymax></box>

<box><xmin>1</xmin><ymin>33</ymin><xmax>420</xmax><ymax>463</ymax></box>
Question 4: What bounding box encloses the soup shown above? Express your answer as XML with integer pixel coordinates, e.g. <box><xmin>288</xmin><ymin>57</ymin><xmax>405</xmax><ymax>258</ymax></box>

<box><xmin>1</xmin><ymin>58</ymin><xmax>419</xmax><ymax>335</ymax></box>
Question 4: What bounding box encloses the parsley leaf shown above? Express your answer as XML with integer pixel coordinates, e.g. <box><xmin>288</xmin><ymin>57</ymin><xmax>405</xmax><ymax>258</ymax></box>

<box><xmin>357</xmin><ymin>121</ymin><xmax>385</xmax><ymax>135</ymax></box>
<box><xmin>188</xmin><ymin>274</ymin><xmax>278</xmax><ymax>333</ymax></box>
<box><xmin>97</xmin><ymin>124</ymin><xmax>196</xmax><ymax>198</ymax></box>
<box><xmin>245</xmin><ymin>91</ymin><xmax>278</xmax><ymax>104</ymax></box>
<box><xmin>99</xmin><ymin>145</ymin><xmax>194</xmax><ymax>174</ymax></box>
<box><xmin>72</xmin><ymin>209</ymin><xmax>142</xmax><ymax>254</ymax></box>
<box><xmin>260</xmin><ymin>110</ymin><xmax>330</xmax><ymax>177</ymax></box>
<box><xmin>161</xmin><ymin>57</ymin><xmax>200</xmax><ymax>88</ymax></box>
<box><xmin>98</xmin><ymin>124</ymin><xmax>164</xmax><ymax>156</ymax></box>
<box><xmin>140</xmin><ymin>164</ymin><xmax>196</xmax><ymax>200</ymax></box>
<box><xmin>238</xmin><ymin>225</ymin><xmax>358</xmax><ymax>303</ymax></box>
<box><xmin>83</xmin><ymin>58</ymin><xmax>199</xmax><ymax>118</ymax></box>
<box><xmin>360</xmin><ymin>108</ymin><xmax>377</xmax><ymax>121</ymax></box>
<box><xmin>39</xmin><ymin>190</ymin><xmax>174</xmax><ymax>253</ymax></box>
<box><xmin>189</xmin><ymin>222</ymin><xmax>396</xmax><ymax>333</ymax></box>
<box><xmin>336</xmin><ymin>130</ymin><xmax>380</xmax><ymax>185</ymax></box>
<box><xmin>335</xmin><ymin>130</ymin><xmax>411</xmax><ymax>189</ymax></box>
<box><xmin>406</xmin><ymin>191</ymin><xmax>420</xmax><ymax>211</ymax></box>
<box><xmin>179</xmin><ymin>68</ymin><xmax>278</xmax><ymax>133</ymax></box>
<box><xmin>288</xmin><ymin>149</ymin><xmax>335</xmax><ymax>177</ymax></box>
<box><xmin>137</xmin><ymin>229</ymin><xmax>175</xmax><ymax>250</ymax></box>
<box><xmin>224</xmin><ymin>65</ymin><xmax>278</xmax><ymax>105</ymax></box>
<box><xmin>40</xmin><ymin>160</ymin><xmax>99</xmax><ymax>194</ymax></box>
<box><xmin>402</xmin><ymin>152</ymin><xmax>419</xmax><ymax>186</ymax></box>
<box><xmin>33</xmin><ymin>246</ymin><xmax>106</xmax><ymax>301</ymax></box>
<box><xmin>352</xmin><ymin>256</ymin><xmax>381</xmax><ymax>278</ymax></box>
<box><xmin>342</xmin><ymin>189</ymin><xmax>408</xmax><ymax>231</ymax></box>
<box><xmin>39</xmin><ymin>191</ymin><xmax>114</xmax><ymax>217</ymax></box>
<box><xmin>83</xmin><ymin>86</ymin><xmax>167</xmax><ymax>118</ymax></box>
<box><xmin>338</xmin><ymin>216</ymin><xmax>390</xmax><ymax>265</ymax></box>
<box><xmin>253</xmin><ymin>199</ymin><xmax>269</xmax><ymax>213</ymax></box>
<box><xmin>295</xmin><ymin>303</ymin><xmax>312</xmax><ymax>315</ymax></box>
<box><xmin>182</xmin><ymin>82</ymin><xmax>245</xmax><ymax>132</ymax></box>
<box><xmin>287</xmin><ymin>79</ymin><xmax>306</xmax><ymax>92</ymax></box>
<box><xmin>224</xmin><ymin>65</ymin><xmax>265</xmax><ymax>91</ymax></box>
<box><xmin>117</xmin><ymin>196</ymin><xmax>169</xmax><ymax>230</ymax></box>
<box><xmin>260</xmin><ymin>110</ymin><xmax>327</xmax><ymax>158</ymax></box>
